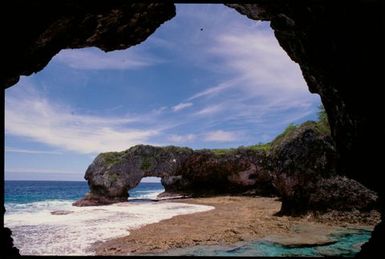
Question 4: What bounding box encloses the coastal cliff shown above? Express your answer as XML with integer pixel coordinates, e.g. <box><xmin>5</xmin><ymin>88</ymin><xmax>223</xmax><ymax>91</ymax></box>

<box><xmin>74</xmin><ymin>121</ymin><xmax>378</xmax><ymax>217</ymax></box>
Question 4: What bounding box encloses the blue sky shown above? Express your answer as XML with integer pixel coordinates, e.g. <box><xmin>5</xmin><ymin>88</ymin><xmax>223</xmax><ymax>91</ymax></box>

<box><xmin>4</xmin><ymin>4</ymin><xmax>321</xmax><ymax>181</ymax></box>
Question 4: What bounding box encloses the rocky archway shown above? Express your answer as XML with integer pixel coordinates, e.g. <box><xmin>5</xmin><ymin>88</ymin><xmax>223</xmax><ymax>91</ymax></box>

<box><xmin>73</xmin><ymin>145</ymin><xmax>193</xmax><ymax>205</ymax></box>
<box><xmin>2</xmin><ymin>1</ymin><xmax>384</xmax><ymax>257</ymax></box>
<box><xmin>72</xmin><ymin>144</ymin><xmax>277</xmax><ymax>206</ymax></box>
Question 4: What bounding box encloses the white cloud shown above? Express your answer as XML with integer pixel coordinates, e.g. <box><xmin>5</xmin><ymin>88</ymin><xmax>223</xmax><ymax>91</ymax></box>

<box><xmin>187</xmin><ymin>81</ymin><xmax>235</xmax><ymax>101</ymax></box>
<box><xmin>204</xmin><ymin>130</ymin><xmax>239</xmax><ymax>142</ymax></box>
<box><xmin>172</xmin><ymin>102</ymin><xmax>193</xmax><ymax>112</ymax></box>
<box><xmin>194</xmin><ymin>104</ymin><xmax>224</xmax><ymax>116</ymax></box>
<box><xmin>54</xmin><ymin>47</ymin><xmax>161</xmax><ymax>70</ymax></box>
<box><xmin>5</xmin><ymin>147</ymin><xmax>62</xmax><ymax>155</ymax></box>
<box><xmin>168</xmin><ymin>134</ymin><xmax>196</xmax><ymax>143</ymax></box>
<box><xmin>5</xmin><ymin>91</ymin><xmax>159</xmax><ymax>154</ymax></box>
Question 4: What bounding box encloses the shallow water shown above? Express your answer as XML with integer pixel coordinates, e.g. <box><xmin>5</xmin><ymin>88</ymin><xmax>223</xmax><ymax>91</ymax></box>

<box><xmin>153</xmin><ymin>229</ymin><xmax>371</xmax><ymax>257</ymax></box>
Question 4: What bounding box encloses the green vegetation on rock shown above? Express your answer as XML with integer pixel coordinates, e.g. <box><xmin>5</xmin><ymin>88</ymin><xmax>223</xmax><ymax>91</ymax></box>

<box><xmin>208</xmin><ymin>104</ymin><xmax>331</xmax><ymax>155</ymax></box>
<box><xmin>246</xmin><ymin>142</ymin><xmax>272</xmax><ymax>152</ymax></box>
<box><xmin>100</xmin><ymin>152</ymin><xmax>122</xmax><ymax>166</ymax></box>
<box><xmin>271</xmin><ymin>123</ymin><xmax>298</xmax><ymax>147</ymax></box>
<box><xmin>316</xmin><ymin>104</ymin><xmax>331</xmax><ymax>135</ymax></box>
<box><xmin>140</xmin><ymin>156</ymin><xmax>153</xmax><ymax>170</ymax></box>
<box><xmin>211</xmin><ymin>148</ymin><xmax>237</xmax><ymax>156</ymax></box>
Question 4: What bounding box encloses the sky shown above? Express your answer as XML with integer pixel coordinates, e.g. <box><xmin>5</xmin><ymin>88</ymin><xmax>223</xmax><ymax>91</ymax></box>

<box><xmin>4</xmin><ymin>4</ymin><xmax>321</xmax><ymax>181</ymax></box>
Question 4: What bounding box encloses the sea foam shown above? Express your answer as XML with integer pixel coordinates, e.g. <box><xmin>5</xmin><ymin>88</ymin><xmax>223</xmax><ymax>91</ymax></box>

<box><xmin>4</xmin><ymin>200</ymin><xmax>214</xmax><ymax>255</ymax></box>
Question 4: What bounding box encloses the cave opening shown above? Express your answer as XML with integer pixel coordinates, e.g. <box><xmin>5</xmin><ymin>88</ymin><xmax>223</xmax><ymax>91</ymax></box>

<box><xmin>2</xmin><ymin>2</ymin><xmax>380</xmax><ymax>258</ymax></box>
<box><xmin>5</xmin><ymin>4</ymin><xmax>321</xmax><ymax>182</ymax></box>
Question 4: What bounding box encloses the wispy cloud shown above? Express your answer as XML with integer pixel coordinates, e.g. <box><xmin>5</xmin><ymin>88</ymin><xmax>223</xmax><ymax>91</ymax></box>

<box><xmin>187</xmin><ymin>81</ymin><xmax>235</xmax><ymax>101</ymax></box>
<box><xmin>54</xmin><ymin>47</ymin><xmax>161</xmax><ymax>70</ymax></box>
<box><xmin>168</xmin><ymin>134</ymin><xmax>196</xmax><ymax>143</ymax></box>
<box><xmin>5</xmin><ymin>88</ymin><xmax>159</xmax><ymax>154</ymax></box>
<box><xmin>172</xmin><ymin>102</ymin><xmax>193</xmax><ymax>112</ymax></box>
<box><xmin>5</xmin><ymin>147</ymin><xmax>62</xmax><ymax>155</ymax></box>
<box><xmin>194</xmin><ymin>104</ymin><xmax>224</xmax><ymax>116</ymax></box>
<box><xmin>204</xmin><ymin>130</ymin><xmax>239</xmax><ymax>142</ymax></box>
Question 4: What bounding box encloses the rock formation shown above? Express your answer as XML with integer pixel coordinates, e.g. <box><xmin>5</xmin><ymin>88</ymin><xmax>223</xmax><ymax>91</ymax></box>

<box><xmin>2</xmin><ymin>1</ymin><xmax>384</xmax><ymax>256</ymax></box>
<box><xmin>73</xmin><ymin>145</ymin><xmax>275</xmax><ymax>206</ymax></box>
<box><xmin>0</xmin><ymin>0</ymin><xmax>176</xmax><ymax>87</ymax></box>
<box><xmin>74</xmin><ymin>145</ymin><xmax>193</xmax><ymax>205</ymax></box>
<box><xmin>1</xmin><ymin>206</ymin><xmax>20</xmax><ymax>256</ymax></box>
<box><xmin>75</xmin><ymin>122</ymin><xmax>377</xmax><ymax>218</ymax></box>
<box><xmin>270</xmin><ymin>122</ymin><xmax>377</xmax><ymax>215</ymax></box>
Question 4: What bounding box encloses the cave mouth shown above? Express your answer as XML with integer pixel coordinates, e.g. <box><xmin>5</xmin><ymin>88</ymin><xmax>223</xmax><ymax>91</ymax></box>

<box><xmin>4</xmin><ymin>4</ymin><xmax>321</xmax><ymax>183</ymax></box>
<box><xmin>3</xmin><ymin>1</ymin><xmax>380</xmax><ymax>258</ymax></box>
<box><xmin>127</xmin><ymin>177</ymin><xmax>164</xmax><ymax>201</ymax></box>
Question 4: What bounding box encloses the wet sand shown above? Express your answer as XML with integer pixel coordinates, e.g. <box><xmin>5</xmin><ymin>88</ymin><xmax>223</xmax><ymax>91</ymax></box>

<box><xmin>91</xmin><ymin>196</ymin><xmax>379</xmax><ymax>255</ymax></box>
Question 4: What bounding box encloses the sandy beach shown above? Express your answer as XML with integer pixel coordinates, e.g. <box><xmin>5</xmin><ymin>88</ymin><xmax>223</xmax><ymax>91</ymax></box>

<box><xmin>92</xmin><ymin>196</ymin><xmax>380</xmax><ymax>255</ymax></box>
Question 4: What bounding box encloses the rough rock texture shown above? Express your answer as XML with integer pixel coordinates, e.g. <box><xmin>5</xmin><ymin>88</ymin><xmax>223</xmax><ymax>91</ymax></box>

<box><xmin>74</xmin><ymin>145</ymin><xmax>275</xmax><ymax>206</ymax></box>
<box><xmin>226</xmin><ymin>3</ymin><xmax>385</xmax><ymax>255</ymax></box>
<box><xmin>74</xmin><ymin>145</ymin><xmax>193</xmax><ymax>206</ymax></box>
<box><xmin>227</xmin><ymin>0</ymin><xmax>384</xmax><ymax>201</ymax></box>
<box><xmin>2</xmin><ymin>1</ymin><xmax>384</xmax><ymax>256</ymax></box>
<box><xmin>270</xmin><ymin>122</ymin><xmax>377</xmax><ymax>215</ymax></box>
<box><xmin>164</xmin><ymin>148</ymin><xmax>274</xmax><ymax>196</ymax></box>
<box><xmin>75</xmin><ymin>122</ymin><xmax>377</xmax><ymax>215</ymax></box>
<box><xmin>0</xmin><ymin>0</ymin><xmax>175</xmax><ymax>87</ymax></box>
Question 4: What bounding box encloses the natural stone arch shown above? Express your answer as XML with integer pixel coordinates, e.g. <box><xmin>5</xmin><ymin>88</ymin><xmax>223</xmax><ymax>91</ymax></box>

<box><xmin>2</xmin><ymin>1</ymin><xmax>384</xmax><ymax>257</ymax></box>
<box><xmin>73</xmin><ymin>144</ymin><xmax>278</xmax><ymax>206</ymax></box>
<box><xmin>79</xmin><ymin>145</ymin><xmax>193</xmax><ymax>203</ymax></box>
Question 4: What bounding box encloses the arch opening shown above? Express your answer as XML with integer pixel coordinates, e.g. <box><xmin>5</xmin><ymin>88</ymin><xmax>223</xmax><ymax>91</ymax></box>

<box><xmin>127</xmin><ymin>177</ymin><xmax>164</xmax><ymax>201</ymax></box>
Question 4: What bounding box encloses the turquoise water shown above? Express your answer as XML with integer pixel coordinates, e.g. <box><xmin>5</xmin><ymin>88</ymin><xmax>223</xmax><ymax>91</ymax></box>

<box><xmin>153</xmin><ymin>229</ymin><xmax>371</xmax><ymax>256</ymax></box>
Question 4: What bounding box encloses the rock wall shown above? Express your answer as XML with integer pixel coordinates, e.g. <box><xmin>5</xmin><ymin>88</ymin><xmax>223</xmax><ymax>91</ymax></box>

<box><xmin>270</xmin><ymin>122</ymin><xmax>377</xmax><ymax>215</ymax></box>
<box><xmin>227</xmin><ymin>1</ymin><xmax>385</xmax><ymax>203</ymax></box>
<box><xmin>0</xmin><ymin>0</ymin><xmax>175</xmax><ymax>87</ymax></box>
<box><xmin>2</xmin><ymin>1</ymin><xmax>384</xmax><ymax>256</ymax></box>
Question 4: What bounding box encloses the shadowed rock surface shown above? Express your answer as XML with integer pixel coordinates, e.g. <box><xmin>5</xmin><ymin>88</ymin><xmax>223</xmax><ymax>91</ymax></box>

<box><xmin>2</xmin><ymin>207</ymin><xmax>20</xmax><ymax>256</ymax></box>
<box><xmin>2</xmin><ymin>1</ymin><xmax>384</xmax><ymax>256</ymax></box>
<box><xmin>270</xmin><ymin>122</ymin><xmax>377</xmax><ymax>215</ymax></box>
<box><xmin>0</xmin><ymin>0</ymin><xmax>176</xmax><ymax>87</ymax></box>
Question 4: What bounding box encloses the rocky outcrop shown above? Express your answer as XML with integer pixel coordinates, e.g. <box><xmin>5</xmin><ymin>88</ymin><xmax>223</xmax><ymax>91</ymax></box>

<box><xmin>74</xmin><ymin>145</ymin><xmax>193</xmax><ymax>205</ymax></box>
<box><xmin>74</xmin><ymin>145</ymin><xmax>276</xmax><ymax>206</ymax></box>
<box><xmin>2</xmin><ymin>1</ymin><xmax>384</xmax><ymax>255</ymax></box>
<box><xmin>1</xmin><ymin>227</ymin><xmax>20</xmax><ymax>257</ymax></box>
<box><xmin>2</xmin><ymin>206</ymin><xmax>20</xmax><ymax>256</ymax></box>
<box><xmin>162</xmin><ymin>148</ymin><xmax>274</xmax><ymax>197</ymax></box>
<box><xmin>226</xmin><ymin>2</ymin><xmax>385</xmax><ymax>202</ymax></box>
<box><xmin>225</xmin><ymin>4</ymin><xmax>385</xmax><ymax>254</ymax></box>
<box><xmin>0</xmin><ymin>0</ymin><xmax>175</xmax><ymax>87</ymax></box>
<box><xmin>75</xmin><ymin>122</ymin><xmax>377</xmax><ymax>216</ymax></box>
<box><xmin>270</xmin><ymin>122</ymin><xmax>377</xmax><ymax>215</ymax></box>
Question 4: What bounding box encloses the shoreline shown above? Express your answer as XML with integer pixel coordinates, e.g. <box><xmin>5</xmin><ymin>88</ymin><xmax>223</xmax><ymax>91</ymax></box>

<box><xmin>91</xmin><ymin>196</ymin><xmax>380</xmax><ymax>255</ymax></box>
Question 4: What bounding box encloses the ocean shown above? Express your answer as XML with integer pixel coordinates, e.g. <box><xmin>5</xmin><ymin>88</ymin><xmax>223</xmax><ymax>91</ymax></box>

<box><xmin>4</xmin><ymin>180</ymin><xmax>213</xmax><ymax>255</ymax></box>
<box><xmin>4</xmin><ymin>181</ymin><xmax>372</xmax><ymax>256</ymax></box>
